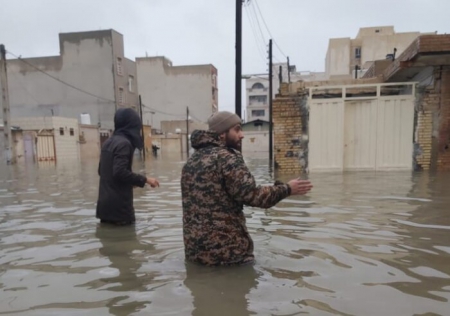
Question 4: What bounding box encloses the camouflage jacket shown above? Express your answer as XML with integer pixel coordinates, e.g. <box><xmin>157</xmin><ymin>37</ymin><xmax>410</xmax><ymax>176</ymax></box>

<box><xmin>181</xmin><ymin>130</ymin><xmax>291</xmax><ymax>266</ymax></box>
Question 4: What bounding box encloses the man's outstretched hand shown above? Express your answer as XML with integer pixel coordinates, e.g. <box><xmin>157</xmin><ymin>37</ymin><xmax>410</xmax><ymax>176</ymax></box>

<box><xmin>146</xmin><ymin>177</ymin><xmax>160</xmax><ymax>188</ymax></box>
<box><xmin>287</xmin><ymin>179</ymin><xmax>313</xmax><ymax>195</ymax></box>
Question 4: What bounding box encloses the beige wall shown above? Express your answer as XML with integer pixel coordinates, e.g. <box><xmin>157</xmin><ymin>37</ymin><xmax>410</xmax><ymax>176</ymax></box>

<box><xmin>80</xmin><ymin>125</ymin><xmax>100</xmax><ymax>160</ymax></box>
<box><xmin>152</xmin><ymin>134</ymin><xmax>184</xmax><ymax>155</ymax></box>
<box><xmin>136</xmin><ymin>57</ymin><xmax>217</xmax><ymax>129</ymax></box>
<box><xmin>143</xmin><ymin>125</ymin><xmax>152</xmax><ymax>156</ymax></box>
<box><xmin>242</xmin><ymin>131</ymin><xmax>269</xmax><ymax>157</ymax></box>
<box><xmin>0</xmin><ymin>128</ymin><xmax>23</xmax><ymax>162</ymax></box>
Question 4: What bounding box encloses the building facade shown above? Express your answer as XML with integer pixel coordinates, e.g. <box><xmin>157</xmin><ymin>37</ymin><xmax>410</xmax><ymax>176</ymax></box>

<box><xmin>136</xmin><ymin>57</ymin><xmax>218</xmax><ymax>130</ymax></box>
<box><xmin>5</xmin><ymin>29</ymin><xmax>138</xmax><ymax>130</ymax></box>
<box><xmin>325</xmin><ymin>26</ymin><xmax>430</xmax><ymax>79</ymax></box>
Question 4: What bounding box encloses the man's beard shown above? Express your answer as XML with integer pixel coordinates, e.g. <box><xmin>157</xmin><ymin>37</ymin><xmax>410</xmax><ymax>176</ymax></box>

<box><xmin>225</xmin><ymin>133</ymin><xmax>241</xmax><ymax>150</ymax></box>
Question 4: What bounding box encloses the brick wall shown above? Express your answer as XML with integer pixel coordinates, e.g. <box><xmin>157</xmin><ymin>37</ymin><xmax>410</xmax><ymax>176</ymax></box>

<box><xmin>273</xmin><ymin>84</ymin><xmax>307</xmax><ymax>174</ymax></box>
<box><xmin>414</xmin><ymin>109</ymin><xmax>433</xmax><ymax>170</ymax></box>
<box><xmin>415</xmin><ymin>66</ymin><xmax>450</xmax><ymax>171</ymax></box>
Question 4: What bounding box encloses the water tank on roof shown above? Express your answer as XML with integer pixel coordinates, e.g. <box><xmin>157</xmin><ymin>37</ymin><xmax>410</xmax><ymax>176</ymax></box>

<box><xmin>80</xmin><ymin>113</ymin><xmax>91</xmax><ymax>125</ymax></box>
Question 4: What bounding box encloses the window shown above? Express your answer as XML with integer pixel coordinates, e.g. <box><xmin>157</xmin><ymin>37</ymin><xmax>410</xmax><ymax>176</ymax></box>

<box><xmin>355</xmin><ymin>47</ymin><xmax>361</xmax><ymax>58</ymax></box>
<box><xmin>251</xmin><ymin>110</ymin><xmax>265</xmax><ymax>117</ymax></box>
<box><xmin>116</xmin><ymin>57</ymin><xmax>123</xmax><ymax>76</ymax></box>
<box><xmin>118</xmin><ymin>87</ymin><xmax>125</xmax><ymax>105</ymax></box>
<box><xmin>251</xmin><ymin>82</ymin><xmax>265</xmax><ymax>90</ymax></box>
<box><xmin>59</xmin><ymin>128</ymin><xmax>64</xmax><ymax>136</ymax></box>
<box><xmin>69</xmin><ymin>128</ymin><xmax>74</xmax><ymax>136</ymax></box>
<box><xmin>128</xmin><ymin>75</ymin><xmax>134</xmax><ymax>92</ymax></box>
<box><xmin>249</xmin><ymin>95</ymin><xmax>267</xmax><ymax>104</ymax></box>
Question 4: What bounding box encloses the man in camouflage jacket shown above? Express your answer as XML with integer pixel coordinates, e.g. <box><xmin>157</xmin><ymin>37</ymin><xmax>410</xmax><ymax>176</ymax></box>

<box><xmin>181</xmin><ymin>111</ymin><xmax>313</xmax><ymax>266</ymax></box>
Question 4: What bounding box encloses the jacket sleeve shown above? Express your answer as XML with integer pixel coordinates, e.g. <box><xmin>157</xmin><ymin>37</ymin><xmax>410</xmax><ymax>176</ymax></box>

<box><xmin>219</xmin><ymin>150</ymin><xmax>291</xmax><ymax>208</ymax></box>
<box><xmin>112</xmin><ymin>142</ymin><xmax>147</xmax><ymax>188</ymax></box>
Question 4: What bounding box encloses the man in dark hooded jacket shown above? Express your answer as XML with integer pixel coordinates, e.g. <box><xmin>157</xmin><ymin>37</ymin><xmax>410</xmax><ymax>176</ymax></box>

<box><xmin>96</xmin><ymin>108</ymin><xmax>159</xmax><ymax>225</ymax></box>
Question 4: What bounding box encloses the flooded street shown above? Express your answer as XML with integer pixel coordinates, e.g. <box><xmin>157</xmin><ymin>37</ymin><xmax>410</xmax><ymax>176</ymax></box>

<box><xmin>0</xmin><ymin>156</ymin><xmax>449</xmax><ymax>316</ymax></box>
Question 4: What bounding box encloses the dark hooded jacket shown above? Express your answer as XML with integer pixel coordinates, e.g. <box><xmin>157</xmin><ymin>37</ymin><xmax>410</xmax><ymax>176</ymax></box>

<box><xmin>96</xmin><ymin>108</ymin><xmax>146</xmax><ymax>223</ymax></box>
<box><xmin>181</xmin><ymin>130</ymin><xmax>292</xmax><ymax>266</ymax></box>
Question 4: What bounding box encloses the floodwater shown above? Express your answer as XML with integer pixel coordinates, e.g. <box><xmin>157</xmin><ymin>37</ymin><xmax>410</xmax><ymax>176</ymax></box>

<box><xmin>0</xmin><ymin>156</ymin><xmax>449</xmax><ymax>316</ymax></box>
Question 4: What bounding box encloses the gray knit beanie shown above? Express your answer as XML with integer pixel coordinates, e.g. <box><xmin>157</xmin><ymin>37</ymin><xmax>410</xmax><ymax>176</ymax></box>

<box><xmin>207</xmin><ymin>111</ymin><xmax>242</xmax><ymax>134</ymax></box>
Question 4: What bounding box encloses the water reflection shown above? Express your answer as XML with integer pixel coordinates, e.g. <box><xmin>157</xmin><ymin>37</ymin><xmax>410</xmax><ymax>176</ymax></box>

<box><xmin>95</xmin><ymin>224</ymin><xmax>151</xmax><ymax>315</ymax></box>
<box><xmin>184</xmin><ymin>263</ymin><xmax>259</xmax><ymax>316</ymax></box>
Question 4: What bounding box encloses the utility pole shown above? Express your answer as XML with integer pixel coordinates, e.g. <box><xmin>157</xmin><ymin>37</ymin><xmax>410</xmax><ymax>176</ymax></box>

<box><xmin>278</xmin><ymin>65</ymin><xmax>283</xmax><ymax>87</ymax></box>
<box><xmin>287</xmin><ymin>56</ymin><xmax>291</xmax><ymax>83</ymax></box>
<box><xmin>186</xmin><ymin>106</ymin><xmax>189</xmax><ymax>158</ymax></box>
<box><xmin>235</xmin><ymin>0</ymin><xmax>244</xmax><ymax>118</ymax></box>
<box><xmin>0</xmin><ymin>44</ymin><xmax>16</xmax><ymax>165</ymax></box>
<box><xmin>269</xmin><ymin>39</ymin><xmax>273</xmax><ymax>166</ymax></box>
<box><xmin>138</xmin><ymin>95</ymin><xmax>146</xmax><ymax>161</ymax></box>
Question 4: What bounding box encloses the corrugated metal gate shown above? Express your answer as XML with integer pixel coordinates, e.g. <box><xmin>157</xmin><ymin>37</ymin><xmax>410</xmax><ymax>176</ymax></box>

<box><xmin>36</xmin><ymin>131</ymin><xmax>56</xmax><ymax>161</ymax></box>
<box><xmin>309</xmin><ymin>83</ymin><xmax>415</xmax><ymax>171</ymax></box>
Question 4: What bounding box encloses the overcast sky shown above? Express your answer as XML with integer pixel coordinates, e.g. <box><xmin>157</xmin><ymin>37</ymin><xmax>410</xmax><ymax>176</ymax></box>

<box><xmin>1</xmin><ymin>0</ymin><xmax>449</xmax><ymax>114</ymax></box>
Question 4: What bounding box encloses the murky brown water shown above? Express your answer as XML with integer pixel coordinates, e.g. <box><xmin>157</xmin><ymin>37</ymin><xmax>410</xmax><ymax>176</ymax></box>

<box><xmin>0</xmin><ymin>156</ymin><xmax>449</xmax><ymax>315</ymax></box>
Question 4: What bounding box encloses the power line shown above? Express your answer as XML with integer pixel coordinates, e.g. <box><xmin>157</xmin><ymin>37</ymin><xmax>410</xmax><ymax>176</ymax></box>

<box><xmin>6</xmin><ymin>50</ymin><xmax>117</xmax><ymax>104</ymax></box>
<box><xmin>249</xmin><ymin>0</ymin><xmax>267</xmax><ymax>47</ymax></box>
<box><xmin>244</xmin><ymin>4</ymin><xmax>267</xmax><ymax>63</ymax></box>
<box><xmin>141</xmin><ymin>103</ymin><xmax>186</xmax><ymax>119</ymax></box>
<box><xmin>253</xmin><ymin>0</ymin><xmax>288</xmax><ymax>58</ymax></box>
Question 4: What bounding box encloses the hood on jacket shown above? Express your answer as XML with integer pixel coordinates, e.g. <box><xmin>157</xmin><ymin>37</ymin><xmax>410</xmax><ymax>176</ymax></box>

<box><xmin>113</xmin><ymin>108</ymin><xmax>143</xmax><ymax>150</ymax></box>
<box><xmin>190</xmin><ymin>130</ymin><xmax>225</xmax><ymax>150</ymax></box>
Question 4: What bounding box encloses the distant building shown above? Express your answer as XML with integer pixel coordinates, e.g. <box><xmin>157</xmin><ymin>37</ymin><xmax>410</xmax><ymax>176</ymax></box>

<box><xmin>136</xmin><ymin>57</ymin><xmax>218</xmax><ymax>130</ymax></box>
<box><xmin>4</xmin><ymin>29</ymin><xmax>138</xmax><ymax>130</ymax></box>
<box><xmin>245</xmin><ymin>64</ymin><xmax>325</xmax><ymax>123</ymax></box>
<box><xmin>325</xmin><ymin>26</ymin><xmax>432</xmax><ymax>79</ymax></box>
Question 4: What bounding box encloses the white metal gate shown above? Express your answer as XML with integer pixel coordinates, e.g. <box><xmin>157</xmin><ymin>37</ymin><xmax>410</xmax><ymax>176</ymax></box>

<box><xmin>309</xmin><ymin>83</ymin><xmax>415</xmax><ymax>171</ymax></box>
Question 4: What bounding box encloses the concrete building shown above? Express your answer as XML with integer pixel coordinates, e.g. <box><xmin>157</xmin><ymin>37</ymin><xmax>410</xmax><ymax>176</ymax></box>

<box><xmin>245</xmin><ymin>77</ymin><xmax>269</xmax><ymax>122</ymax></box>
<box><xmin>136</xmin><ymin>57</ymin><xmax>218</xmax><ymax>130</ymax></box>
<box><xmin>325</xmin><ymin>26</ymin><xmax>431</xmax><ymax>79</ymax></box>
<box><xmin>245</xmin><ymin>63</ymin><xmax>327</xmax><ymax>122</ymax></box>
<box><xmin>5</xmin><ymin>29</ymin><xmax>138</xmax><ymax>130</ymax></box>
